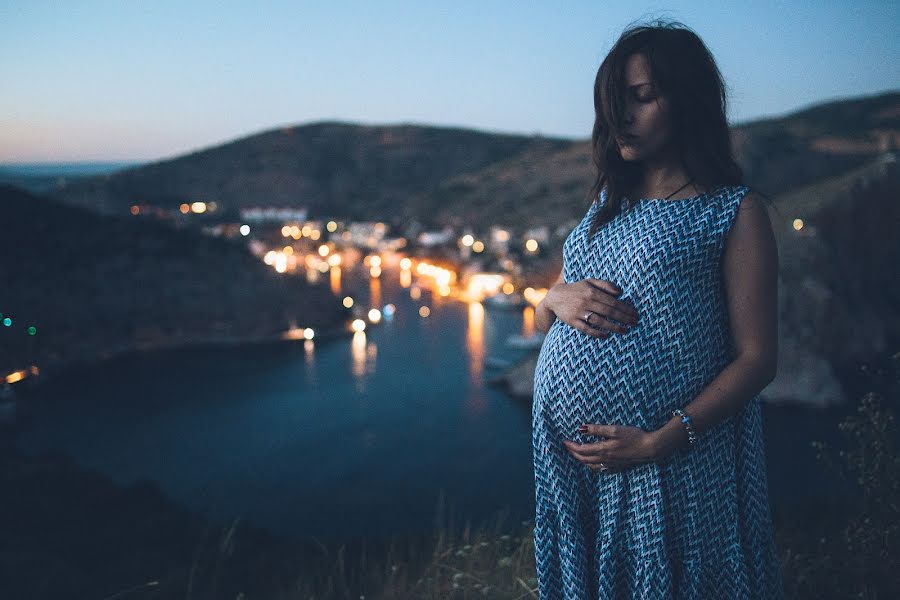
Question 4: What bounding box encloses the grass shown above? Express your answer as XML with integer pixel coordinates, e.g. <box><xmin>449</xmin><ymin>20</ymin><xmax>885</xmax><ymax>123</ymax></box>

<box><xmin>159</xmin><ymin>495</ymin><xmax>542</xmax><ymax>600</ymax></box>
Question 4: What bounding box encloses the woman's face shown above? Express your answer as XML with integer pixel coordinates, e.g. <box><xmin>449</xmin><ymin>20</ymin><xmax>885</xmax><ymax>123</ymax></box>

<box><xmin>615</xmin><ymin>53</ymin><xmax>672</xmax><ymax>161</ymax></box>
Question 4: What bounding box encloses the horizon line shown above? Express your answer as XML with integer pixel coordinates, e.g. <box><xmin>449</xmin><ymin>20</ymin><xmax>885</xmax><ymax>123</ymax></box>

<box><xmin>2</xmin><ymin>87</ymin><xmax>897</xmax><ymax>166</ymax></box>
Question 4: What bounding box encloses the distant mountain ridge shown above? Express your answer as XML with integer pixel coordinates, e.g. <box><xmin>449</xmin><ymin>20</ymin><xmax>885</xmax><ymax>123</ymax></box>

<box><xmin>46</xmin><ymin>91</ymin><xmax>899</xmax><ymax>230</ymax></box>
<box><xmin>49</xmin><ymin>121</ymin><xmax>573</xmax><ymax>224</ymax></box>
<box><xmin>0</xmin><ymin>161</ymin><xmax>139</xmax><ymax>195</ymax></box>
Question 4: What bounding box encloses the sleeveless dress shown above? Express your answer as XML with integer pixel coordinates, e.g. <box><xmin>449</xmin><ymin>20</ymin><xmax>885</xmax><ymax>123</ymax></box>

<box><xmin>531</xmin><ymin>185</ymin><xmax>784</xmax><ymax>599</ymax></box>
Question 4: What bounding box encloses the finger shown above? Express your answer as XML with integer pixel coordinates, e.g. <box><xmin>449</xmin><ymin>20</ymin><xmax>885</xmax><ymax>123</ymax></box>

<box><xmin>562</xmin><ymin>440</ymin><xmax>587</xmax><ymax>460</ymax></box>
<box><xmin>581</xmin><ymin>423</ymin><xmax>622</xmax><ymax>438</ymax></box>
<box><xmin>563</xmin><ymin>445</ymin><xmax>592</xmax><ymax>467</ymax></box>
<box><xmin>563</xmin><ymin>440</ymin><xmax>612</xmax><ymax>461</ymax></box>
<box><xmin>585</xmin><ymin>278</ymin><xmax>622</xmax><ymax>297</ymax></box>
<box><xmin>592</xmin><ymin>311</ymin><xmax>630</xmax><ymax>335</ymax></box>
<box><xmin>584</xmin><ymin>280</ymin><xmax>639</xmax><ymax>318</ymax></box>
<box><xmin>577</xmin><ymin>284</ymin><xmax>637</xmax><ymax>329</ymax></box>
<box><xmin>585</xmin><ymin>292</ymin><xmax>638</xmax><ymax>328</ymax></box>
<box><xmin>571</xmin><ymin>319</ymin><xmax>609</xmax><ymax>339</ymax></box>
<box><xmin>592</xmin><ymin>296</ymin><xmax>639</xmax><ymax>327</ymax></box>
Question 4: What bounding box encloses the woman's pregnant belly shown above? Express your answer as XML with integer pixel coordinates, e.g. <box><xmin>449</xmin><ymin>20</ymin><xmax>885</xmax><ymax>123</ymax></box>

<box><xmin>534</xmin><ymin>319</ymin><xmax>651</xmax><ymax>434</ymax></box>
<box><xmin>533</xmin><ymin>316</ymin><xmax>710</xmax><ymax>435</ymax></box>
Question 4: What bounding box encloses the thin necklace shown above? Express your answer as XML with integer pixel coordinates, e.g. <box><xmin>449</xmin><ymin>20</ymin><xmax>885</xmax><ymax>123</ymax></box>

<box><xmin>662</xmin><ymin>177</ymin><xmax>695</xmax><ymax>200</ymax></box>
<box><xmin>630</xmin><ymin>177</ymin><xmax>696</xmax><ymax>202</ymax></box>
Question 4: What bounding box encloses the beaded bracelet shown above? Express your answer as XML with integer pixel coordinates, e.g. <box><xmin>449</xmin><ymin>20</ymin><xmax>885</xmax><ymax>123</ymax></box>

<box><xmin>672</xmin><ymin>408</ymin><xmax>698</xmax><ymax>445</ymax></box>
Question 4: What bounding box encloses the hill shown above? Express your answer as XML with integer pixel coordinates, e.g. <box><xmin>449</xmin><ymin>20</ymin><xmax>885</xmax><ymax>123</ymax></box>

<box><xmin>44</xmin><ymin>91</ymin><xmax>900</xmax><ymax>231</ymax></box>
<box><xmin>0</xmin><ymin>185</ymin><xmax>345</xmax><ymax>375</ymax></box>
<box><xmin>48</xmin><ymin>122</ymin><xmax>574</xmax><ymax>225</ymax></box>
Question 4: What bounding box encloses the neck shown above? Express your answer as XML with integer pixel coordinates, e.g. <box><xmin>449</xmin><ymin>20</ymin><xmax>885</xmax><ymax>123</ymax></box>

<box><xmin>634</xmin><ymin>146</ymin><xmax>696</xmax><ymax>198</ymax></box>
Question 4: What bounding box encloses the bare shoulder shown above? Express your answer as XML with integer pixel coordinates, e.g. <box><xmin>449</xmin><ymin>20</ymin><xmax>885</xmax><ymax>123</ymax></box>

<box><xmin>725</xmin><ymin>188</ymin><xmax>778</xmax><ymax>264</ymax></box>
<box><xmin>738</xmin><ymin>189</ymin><xmax>769</xmax><ymax>214</ymax></box>
<box><xmin>732</xmin><ymin>189</ymin><xmax>774</xmax><ymax>234</ymax></box>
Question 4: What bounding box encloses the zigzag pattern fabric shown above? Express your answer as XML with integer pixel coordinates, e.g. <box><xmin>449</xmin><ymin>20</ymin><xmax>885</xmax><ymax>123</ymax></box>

<box><xmin>532</xmin><ymin>185</ymin><xmax>784</xmax><ymax>599</ymax></box>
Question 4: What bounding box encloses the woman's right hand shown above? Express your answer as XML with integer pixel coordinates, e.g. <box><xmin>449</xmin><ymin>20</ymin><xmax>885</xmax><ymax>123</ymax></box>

<box><xmin>545</xmin><ymin>279</ymin><xmax>639</xmax><ymax>338</ymax></box>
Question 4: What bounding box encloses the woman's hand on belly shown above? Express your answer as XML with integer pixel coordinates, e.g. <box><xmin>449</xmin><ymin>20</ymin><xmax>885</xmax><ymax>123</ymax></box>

<box><xmin>562</xmin><ymin>423</ymin><xmax>658</xmax><ymax>473</ymax></box>
<box><xmin>545</xmin><ymin>278</ymin><xmax>640</xmax><ymax>338</ymax></box>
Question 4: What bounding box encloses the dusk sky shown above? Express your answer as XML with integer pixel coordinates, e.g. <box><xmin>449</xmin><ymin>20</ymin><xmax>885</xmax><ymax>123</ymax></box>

<box><xmin>2</xmin><ymin>1</ymin><xmax>897</xmax><ymax>163</ymax></box>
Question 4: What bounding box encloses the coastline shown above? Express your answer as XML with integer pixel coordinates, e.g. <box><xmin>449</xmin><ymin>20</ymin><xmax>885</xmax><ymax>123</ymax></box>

<box><xmin>23</xmin><ymin>319</ymin><xmax>360</xmax><ymax>384</ymax></box>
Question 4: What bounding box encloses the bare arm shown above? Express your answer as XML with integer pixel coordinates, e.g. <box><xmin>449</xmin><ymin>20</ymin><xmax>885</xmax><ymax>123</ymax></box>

<box><xmin>535</xmin><ymin>268</ymin><xmax>564</xmax><ymax>334</ymax></box>
<box><xmin>650</xmin><ymin>191</ymin><xmax>779</xmax><ymax>455</ymax></box>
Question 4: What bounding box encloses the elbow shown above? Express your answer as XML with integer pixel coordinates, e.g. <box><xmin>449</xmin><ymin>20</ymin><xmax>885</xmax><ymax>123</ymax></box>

<box><xmin>738</xmin><ymin>348</ymin><xmax>778</xmax><ymax>385</ymax></box>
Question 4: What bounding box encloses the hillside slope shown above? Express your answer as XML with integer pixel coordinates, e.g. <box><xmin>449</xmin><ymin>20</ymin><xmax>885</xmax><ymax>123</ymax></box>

<box><xmin>1</xmin><ymin>185</ymin><xmax>345</xmax><ymax>374</ymax></box>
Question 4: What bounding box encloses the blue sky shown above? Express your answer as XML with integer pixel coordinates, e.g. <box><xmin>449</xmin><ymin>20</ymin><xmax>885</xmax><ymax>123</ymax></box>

<box><xmin>1</xmin><ymin>0</ymin><xmax>897</xmax><ymax>163</ymax></box>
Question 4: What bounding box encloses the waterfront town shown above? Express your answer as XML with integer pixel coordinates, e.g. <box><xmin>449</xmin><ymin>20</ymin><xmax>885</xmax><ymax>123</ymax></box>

<box><xmin>1</xmin><ymin>195</ymin><xmax>566</xmax><ymax>424</ymax></box>
<box><xmin>131</xmin><ymin>197</ymin><xmax>560</xmax><ymax>323</ymax></box>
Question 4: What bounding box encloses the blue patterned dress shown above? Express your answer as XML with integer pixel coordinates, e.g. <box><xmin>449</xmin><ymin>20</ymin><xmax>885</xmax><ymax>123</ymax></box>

<box><xmin>532</xmin><ymin>185</ymin><xmax>783</xmax><ymax>599</ymax></box>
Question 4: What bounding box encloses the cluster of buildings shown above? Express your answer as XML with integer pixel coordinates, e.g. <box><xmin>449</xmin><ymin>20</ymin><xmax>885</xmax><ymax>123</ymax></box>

<box><xmin>126</xmin><ymin>200</ymin><xmax>580</xmax><ymax>314</ymax></box>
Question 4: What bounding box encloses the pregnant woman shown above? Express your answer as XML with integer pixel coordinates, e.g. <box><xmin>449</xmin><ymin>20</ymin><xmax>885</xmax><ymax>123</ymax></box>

<box><xmin>532</xmin><ymin>21</ymin><xmax>784</xmax><ymax>599</ymax></box>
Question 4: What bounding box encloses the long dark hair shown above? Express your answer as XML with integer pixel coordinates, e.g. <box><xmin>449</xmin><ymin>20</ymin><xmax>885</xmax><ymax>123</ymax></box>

<box><xmin>587</xmin><ymin>20</ymin><xmax>744</xmax><ymax>238</ymax></box>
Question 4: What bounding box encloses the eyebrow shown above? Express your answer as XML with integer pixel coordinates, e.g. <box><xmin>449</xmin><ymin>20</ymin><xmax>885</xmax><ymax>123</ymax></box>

<box><xmin>627</xmin><ymin>83</ymin><xmax>653</xmax><ymax>89</ymax></box>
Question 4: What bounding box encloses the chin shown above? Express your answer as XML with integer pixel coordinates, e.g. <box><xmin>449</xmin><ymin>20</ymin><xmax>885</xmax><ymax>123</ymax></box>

<box><xmin>619</xmin><ymin>147</ymin><xmax>641</xmax><ymax>160</ymax></box>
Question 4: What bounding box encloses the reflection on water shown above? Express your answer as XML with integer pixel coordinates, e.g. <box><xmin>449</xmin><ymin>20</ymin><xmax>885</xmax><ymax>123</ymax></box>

<box><xmin>369</xmin><ymin>274</ymin><xmax>382</xmax><ymax>314</ymax></box>
<box><xmin>303</xmin><ymin>338</ymin><xmax>316</xmax><ymax>383</ymax></box>
<box><xmin>467</xmin><ymin>302</ymin><xmax>485</xmax><ymax>386</ymax></box>
<box><xmin>329</xmin><ymin>265</ymin><xmax>341</xmax><ymax>295</ymax></box>
<box><xmin>522</xmin><ymin>305</ymin><xmax>535</xmax><ymax>338</ymax></box>
<box><xmin>351</xmin><ymin>330</ymin><xmax>369</xmax><ymax>385</ymax></box>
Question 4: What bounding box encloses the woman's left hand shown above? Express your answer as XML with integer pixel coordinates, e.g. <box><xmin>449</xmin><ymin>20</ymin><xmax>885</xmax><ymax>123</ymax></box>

<box><xmin>562</xmin><ymin>423</ymin><xmax>659</xmax><ymax>474</ymax></box>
